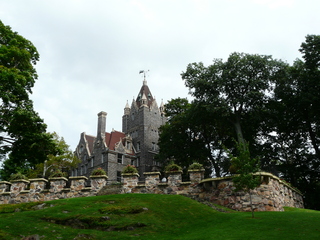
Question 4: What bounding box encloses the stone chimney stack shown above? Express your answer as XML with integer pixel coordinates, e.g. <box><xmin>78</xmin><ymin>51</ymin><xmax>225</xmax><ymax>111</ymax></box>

<box><xmin>97</xmin><ymin>111</ymin><xmax>107</xmax><ymax>139</ymax></box>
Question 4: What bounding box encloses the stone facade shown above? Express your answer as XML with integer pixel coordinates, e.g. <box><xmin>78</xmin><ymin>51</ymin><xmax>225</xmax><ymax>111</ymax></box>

<box><xmin>0</xmin><ymin>172</ymin><xmax>303</xmax><ymax>212</ymax></box>
<box><xmin>74</xmin><ymin>79</ymin><xmax>166</xmax><ymax>181</ymax></box>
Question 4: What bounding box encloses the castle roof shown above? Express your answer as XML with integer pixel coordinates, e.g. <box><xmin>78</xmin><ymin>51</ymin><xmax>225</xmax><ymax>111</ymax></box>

<box><xmin>105</xmin><ymin>130</ymin><xmax>126</xmax><ymax>150</ymax></box>
<box><xmin>84</xmin><ymin>134</ymin><xmax>95</xmax><ymax>155</ymax></box>
<box><xmin>136</xmin><ymin>80</ymin><xmax>154</xmax><ymax>108</ymax></box>
<box><xmin>83</xmin><ymin>130</ymin><xmax>129</xmax><ymax>152</ymax></box>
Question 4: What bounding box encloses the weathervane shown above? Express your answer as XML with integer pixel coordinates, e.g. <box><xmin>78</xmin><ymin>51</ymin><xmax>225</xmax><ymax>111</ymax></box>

<box><xmin>139</xmin><ymin>70</ymin><xmax>150</xmax><ymax>84</ymax></box>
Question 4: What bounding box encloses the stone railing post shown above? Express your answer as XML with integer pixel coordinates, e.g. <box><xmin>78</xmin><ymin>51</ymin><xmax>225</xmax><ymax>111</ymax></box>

<box><xmin>10</xmin><ymin>179</ymin><xmax>30</xmax><ymax>193</ymax></box>
<box><xmin>0</xmin><ymin>181</ymin><xmax>11</xmax><ymax>193</ymax></box>
<box><xmin>29</xmin><ymin>178</ymin><xmax>48</xmax><ymax>193</ymax></box>
<box><xmin>188</xmin><ymin>169</ymin><xmax>205</xmax><ymax>183</ymax></box>
<box><xmin>70</xmin><ymin>176</ymin><xmax>88</xmax><ymax>191</ymax></box>
<box><xmin>144</xmin><ymin>172</ymin><xmax>161</xmax><ymax>192</ymax></box>
<box><xmin>167</xmin><ymin>171</ymin><xmax>182</xmax><ymax>186</ymax></box>
<box><xmin>90</xmin><ymin>175</ymin><xmax>108</xmax><ymax>191</ymax></box>
<box><xmin>122</xmin><ymin>173</ymin><xmax>139</xmax><ymax>193</ymax></box>
<box><xmin>49</xmin><ymin>177</ymin><xmax>68</xmax><ymax>193</ymax></box>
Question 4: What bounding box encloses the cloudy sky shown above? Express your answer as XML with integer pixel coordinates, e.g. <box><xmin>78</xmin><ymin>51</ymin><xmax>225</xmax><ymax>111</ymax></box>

<box><xmin>1</xmin><ymin>0</ymin><xmax>319</xmax><ymax>151</ymax></box>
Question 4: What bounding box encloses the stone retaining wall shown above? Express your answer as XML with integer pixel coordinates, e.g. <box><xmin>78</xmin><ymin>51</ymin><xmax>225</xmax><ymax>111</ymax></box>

<box><xmin>121</xmin><ymin>171</ymin><xmax>304</xmax><ymax>212</ymax></box>
<box><xmin>0</xmin><ymin>172</ymin><xmax>304</xmax><ymax>212</ymax></box>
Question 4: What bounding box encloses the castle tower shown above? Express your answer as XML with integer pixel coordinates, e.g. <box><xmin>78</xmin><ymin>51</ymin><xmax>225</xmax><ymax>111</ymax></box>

<box><xmin>122</xmin><ymin>77</ymin><xmax>166</xmax><ymax>178</ymax></box>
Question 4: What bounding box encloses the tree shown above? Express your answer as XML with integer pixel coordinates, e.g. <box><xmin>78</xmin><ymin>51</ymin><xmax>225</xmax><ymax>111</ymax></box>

<box><xmin>158</xmin><ymin>98</ymin><xmax>232</xmax><ymax>177</ymax></box>
<box><xmin>0</xmin><ymin>20</ymin><xmax>58</xmax><ymax>178</ymax></box>
<box><xmin>228</xmin><ymin>141</ymin><xmax>260</xmax><ymax>218</ymax></box>
<box><xmin>181</xmin><ymin>53</ymin><xmax>286</xmax><ymax>149</ymax></box>
<box><xmin>267</xmin><ymin>35</ymin><xmax>320</xmax><ymax>210</ymax></box>
<box><xmin>29</xmin><ymin>132</ymin><xmax>80</xmax><ymax>178</ymax></box>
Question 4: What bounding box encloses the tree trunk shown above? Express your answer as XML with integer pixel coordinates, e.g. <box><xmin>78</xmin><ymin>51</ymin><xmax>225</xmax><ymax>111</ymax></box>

<box><xmin>233</xmin><ymin>115</ymin><xmax>245</xmax><ymax>147</ymax></box>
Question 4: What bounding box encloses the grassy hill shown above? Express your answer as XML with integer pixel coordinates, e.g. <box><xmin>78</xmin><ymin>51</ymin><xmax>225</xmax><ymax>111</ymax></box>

<box><xmin>0</xmin><ymin>194</ymin><xmax>319</xmax><ymax>239</ymax></box>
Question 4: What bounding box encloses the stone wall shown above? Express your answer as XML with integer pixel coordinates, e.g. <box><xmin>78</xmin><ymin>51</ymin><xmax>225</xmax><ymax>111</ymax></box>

<box><xmin>121</xmin><ymin>171</ymin><xmax>304</xmax><ymax>212</ymax></box>
<box><xmin>0</xmin><ymin>176</ymin><xmax>107</xmax><ymax>205</ymax></box>
<box><xmin>0</xmin><ymin>172</ymin><xmax>304</xmax><ymax>212</ymax></box>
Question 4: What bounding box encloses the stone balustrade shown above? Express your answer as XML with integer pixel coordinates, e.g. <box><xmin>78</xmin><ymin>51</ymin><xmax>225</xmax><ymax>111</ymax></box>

<box><xmin>0</xmin><ymin>171</ymin><xmax>304</xmax><ymax>212</ymax></box>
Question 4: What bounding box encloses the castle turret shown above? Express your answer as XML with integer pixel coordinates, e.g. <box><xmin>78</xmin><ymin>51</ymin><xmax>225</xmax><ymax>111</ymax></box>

<box><xmin>124</xmin><ymin>101</ymin><xmax>130</xmax><ymax>115</ymax></box>
<box><xmin>122</xmin><ymin>77</ymin><xmax>165</xmax><ymax>178</ymax></box>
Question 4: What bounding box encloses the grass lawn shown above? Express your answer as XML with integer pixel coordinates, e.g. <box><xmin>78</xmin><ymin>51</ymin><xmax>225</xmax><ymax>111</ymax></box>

<box><xmin>0</xmin><ymin>194</ymin><xmax>319</xmax><ymax>239</ymax></box>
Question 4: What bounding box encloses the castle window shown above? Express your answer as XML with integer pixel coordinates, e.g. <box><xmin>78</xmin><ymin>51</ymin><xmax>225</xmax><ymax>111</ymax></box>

<box><xmin>117</xmin><ymin>153</ymin><xmax>123</xmax><ymax>164</ymax></box>
<box><xmin>80</xmin><ymin>145</ymin><xmax>84</xmax><ymax>153</ymax></box>
<box><xmin>137</xmin><ymin>142</ymin><xmax>140</xmax><ymax>151</ymax></box>
<box><xmin>91</xmin><ymin>157</ymin><xmax>94</xmax><ymax>167</ymax></box>
<box><xmin>152</xmin><ymin>142</ymin><xmax>156</xmax><ymax>151</ymax></box>
<box><xmin>101</xmin><ymin>154</ymin><xmax>104</xmax><ymax>163</ymax></box>
<box><xmin>127</xmin><ymin>141</ymin><xmax>131</xmax><ymax>149</ymax></box>
<box><xmin>117</xmin><ymin>171</ymin><xmax>122</xmax><ymax>182</ymax></box>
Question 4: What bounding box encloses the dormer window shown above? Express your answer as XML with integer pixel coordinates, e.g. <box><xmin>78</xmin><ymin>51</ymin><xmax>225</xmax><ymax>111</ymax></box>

<box><xmin>126</xmin><ymin>141</ymin><xmax>131</xmax><ymax>150</ymax></box>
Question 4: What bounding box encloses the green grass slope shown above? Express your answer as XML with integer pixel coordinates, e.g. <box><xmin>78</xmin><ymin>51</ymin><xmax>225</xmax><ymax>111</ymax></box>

<box><xmin>0</xmin><ymin>194</ymin><xmax>319</xmax><ymax>240</ymax></box>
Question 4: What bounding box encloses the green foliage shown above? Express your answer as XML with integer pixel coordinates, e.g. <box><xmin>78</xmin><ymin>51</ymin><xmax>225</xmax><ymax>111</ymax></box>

<box><xmin>227</xmin><ymin>140</ymin><xmax>260</xmax><ymax>218</ymax></box>
<box><xmin>49</xmin><ymin>169</ymin><xmax>67</xmax><ymax>178</ymax></box>
<box><xmin>91</xmin><ymin>167</ymin><xmax>107</xmax><ymax>176</ymax></box>
<box><xmin>28</xmin><ymin>132</ymin><xmax>80</xmax><ymax>179</ymax></box>
<box><xmin>188</xmin><ymin>162</ymin><xmax>204</xmax><ymax>171</ymax></box>
<box><xmin>165</xmin><ymin>162</ymin><xmax>182</xmax><ymax>172</ymax></box>
<box><xmin>0</xmin><ymin>21</ymin><xmax>60</xmax><ymax>180</ymax></box>
<box><xmin>9</xmin><ymin>172</ymin><xmax>28</xmax><ymax>181</ymax></box>
<box><xmin>228</xmin><ymin>141</ymin><xmax>260</xmax><ymax>191</ymax></box>
<box><xmin>158</xmin><ymin>98</ymin><xmax>231</xmax><ymax>177</ymax></box>
<box><xmin>121</xmin><ymin>165</ymin><xmax>138</xmax><ymax>174</ymax></box>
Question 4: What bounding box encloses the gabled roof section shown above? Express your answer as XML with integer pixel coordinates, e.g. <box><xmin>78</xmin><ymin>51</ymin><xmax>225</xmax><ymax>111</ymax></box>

<box><xmin>84</xmin><ymin>134</ymin><xmax>95</xmax><ymax>155</ymax></box>
<box><xmin>136</xmin><ymin>80</ymin><xmax>154</xmax><ymax>108</ymax></box>
<box><xmin>105</xmin><ymin>130</ymin><xmax>126</xmax><ymax>150</ymax></box>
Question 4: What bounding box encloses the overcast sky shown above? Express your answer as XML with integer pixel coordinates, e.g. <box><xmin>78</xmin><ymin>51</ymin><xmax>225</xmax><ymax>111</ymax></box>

<box><xmin>1</xmin><ymin>0</ymin><xmax>319</xmax><ymax>151</ymax></box>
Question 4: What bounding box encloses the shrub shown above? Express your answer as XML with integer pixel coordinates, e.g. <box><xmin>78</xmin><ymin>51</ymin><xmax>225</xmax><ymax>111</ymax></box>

<box><xmin>91</xmin><ymin>168</ymin><xmax>107</xmax><ymax>176</ymax></box>
<box><xmin>122</xmin><ymin>165</ymin><xmax>138</xmax><ymax>174</ymax></box>
<box><xmin>49</xmin><ymin>169</ymin><xmax>67</xmax><ymax>178</ymax></box>
<box><xmin>188</xmin><ymin>162</ymin><xmax>204</xmax><ymax>171</ymax></box>
<box><xmin>165</xmin><ymin>163</ymin><xmax>182</xmax><ymax>172</ymax></box>
<box><xmin>10</xmin><ymin>172</ymin><xmax>28</xmax><ymax>181</ymax></box>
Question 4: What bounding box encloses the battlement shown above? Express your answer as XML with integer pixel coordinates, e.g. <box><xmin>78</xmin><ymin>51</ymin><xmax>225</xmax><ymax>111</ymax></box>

<box><xmin>0</xmin><ymin>171</ymin><xmax>304</xmax><ymax>211</ymax></box>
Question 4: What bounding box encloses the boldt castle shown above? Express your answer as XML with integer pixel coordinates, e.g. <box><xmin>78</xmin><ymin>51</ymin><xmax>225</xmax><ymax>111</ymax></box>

<box><xmin>72</xmin><ymin>76</ymin><xmax>166</xmax><ymax>181</ymax></box>
<box><xmin>0</xmin><ymin>75</ymin><xmax>304</xmax><ymax>211</ymax></box>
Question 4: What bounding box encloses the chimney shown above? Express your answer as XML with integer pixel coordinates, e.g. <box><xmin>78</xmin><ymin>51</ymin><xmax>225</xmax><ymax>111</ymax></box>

<box><xmin>97</xmin><ymin>111</ymin><xmax>107</xmax><ymax>139</ymax></box>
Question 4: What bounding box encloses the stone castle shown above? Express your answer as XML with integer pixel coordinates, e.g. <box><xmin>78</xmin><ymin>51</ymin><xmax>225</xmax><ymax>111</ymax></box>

<box><xmin>72</xmin><ymin>77</ymin><xmax>166</xmax><ymax>181</ymax></box>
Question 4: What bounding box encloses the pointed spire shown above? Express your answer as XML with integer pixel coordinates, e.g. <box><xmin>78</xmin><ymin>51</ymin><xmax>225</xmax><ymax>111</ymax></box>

<box><xmin>124</xmin><ymin>100</ymin><xmax>130</xmax><ymax>115</ymax></box>
<box><xmin>160</xmin><ymin>99</ymin><xmax>165</xmax><ymax>114</ymax></box>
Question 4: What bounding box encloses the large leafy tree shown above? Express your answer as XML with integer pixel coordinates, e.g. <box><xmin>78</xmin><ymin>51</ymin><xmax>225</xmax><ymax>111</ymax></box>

<box><xmin>267</xmin><ymin>35</ymin><xmax>320</xmax><ymax>210</ymax></box>
<box><xmin>158</xmin><ymin>98</ymin><xmax>232</xmax><ymax>177</ymax></box>
<box><xmin>181</xmin><ymin>53</ymin><xmax>286</xmax><ymax>149</ymax></box>
<box><xmin>0</xmin><ymin>20</ymin><xmax>57</xmax><ymax>179</ymax></box>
